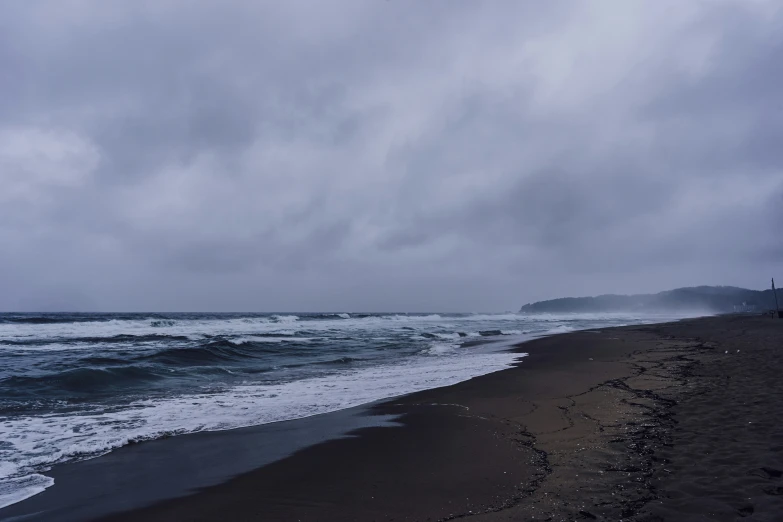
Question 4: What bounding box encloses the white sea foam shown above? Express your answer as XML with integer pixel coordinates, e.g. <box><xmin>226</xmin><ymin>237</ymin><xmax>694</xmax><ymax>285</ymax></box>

<box><xmin>546</xmin><ymin>325</ymin><xmax>575</xmax><ymax>334</ymax></box>
<box><xmin>0</xmin><ymin>311</ymin><xmax>695</xmax><ymax>347</ymax></box>
<box><xmin>271</xmin><ymin>315</ymin><xmax>299</xmax><ymax>324</ymax></box>
<box><xmin>228</xmin><ymin>336</ymin><xmax>316</xmax><ymax>345</ymax></box>
<box><xmin>422</xmin><ymin>342</ymin><xmax>460</xmax><ymax>355</ymax></box>
<box><xmin>0</xmin><ymin>474</ymin><xmax>54</xmax><ymax>510</ymax></box>
<box><xmin>0</xmin><ymin>350</ymin><xmax>523</xmax><ymax>504</ymax></box>
<box><xmin>0</xmin><ymin>311</ymin><xmax>705</xmax><ymax>346</ymax></box>
<box><xmin>433</xmin><ymin>332</ymin><xmax>462</xmax><ymax>340</ymax></box>
<box><xmin>1</xmin><ymin>342</ymin><xmax>87</xmax><ymax>352</ymax></box>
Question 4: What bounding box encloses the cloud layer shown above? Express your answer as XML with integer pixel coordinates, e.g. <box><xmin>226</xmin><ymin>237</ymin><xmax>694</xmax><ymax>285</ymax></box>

<box><xmin>1</xmin><ymin>0</ymin><xmax>781</xmax><ymax>311</ymax></box>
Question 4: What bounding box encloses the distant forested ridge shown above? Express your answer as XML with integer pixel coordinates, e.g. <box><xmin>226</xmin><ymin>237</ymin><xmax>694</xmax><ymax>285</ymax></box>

<box><xmin>519</xmin><ymin>286</ymin><xmax>782</xmax><ymax>314</ymax></box>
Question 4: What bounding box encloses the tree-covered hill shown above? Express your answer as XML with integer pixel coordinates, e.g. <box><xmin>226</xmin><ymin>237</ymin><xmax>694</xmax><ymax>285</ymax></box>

<box><xmin>519</xmin><ymin>286</ymin><xmax>782</xmax><ymax>314</ymax></box>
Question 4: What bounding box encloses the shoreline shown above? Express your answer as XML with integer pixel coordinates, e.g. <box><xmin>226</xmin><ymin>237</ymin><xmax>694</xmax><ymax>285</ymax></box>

<box><xmin>0</xmin><ymin>401</ymin><xmax>400</xmax><ymax>522</ymax></box>
<box><xmin>0</xmin><ymin>334</ymin><xmax>528</xmax><ymax>521</ymax></box>
<box><xmin>5</xmin><ymin>315</ymin><xmax>782</xmax><ymax>520</ymax></box>
<box><xmin>0</xmin><ymin>331</ymin><xmax>528</xmax><ymax>520</ymax></box>
<box><xmin>100</xmin><ymin>323</ymin><xmax>664</xmax><ymax>521</ymax></box>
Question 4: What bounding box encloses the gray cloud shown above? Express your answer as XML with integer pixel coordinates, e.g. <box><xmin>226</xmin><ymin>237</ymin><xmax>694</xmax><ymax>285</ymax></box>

<box><xmin>0</xmin><ymin>0</ymin><xmax>781</xmax><ymax>312</ymax></box>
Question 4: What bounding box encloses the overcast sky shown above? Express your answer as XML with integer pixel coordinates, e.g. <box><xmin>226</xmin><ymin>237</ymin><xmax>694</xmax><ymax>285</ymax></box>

<box><xmin>1</xmin><ymin>0</ymin><xmax>781</xmax><ymax>312</ymax></box>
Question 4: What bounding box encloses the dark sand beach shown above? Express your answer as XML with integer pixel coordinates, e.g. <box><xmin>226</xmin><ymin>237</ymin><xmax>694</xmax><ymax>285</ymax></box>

<box><xmin>7</xmin><ymin>315</ymin><xmax>783</xmax><ymax>521</ymax></box>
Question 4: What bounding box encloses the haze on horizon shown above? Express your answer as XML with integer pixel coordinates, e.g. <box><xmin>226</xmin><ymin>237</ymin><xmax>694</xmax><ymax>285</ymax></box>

<box><xmin>1</xmin><ymin>1</ymin><xmax>781</xmax><ymax>313</ymax></box>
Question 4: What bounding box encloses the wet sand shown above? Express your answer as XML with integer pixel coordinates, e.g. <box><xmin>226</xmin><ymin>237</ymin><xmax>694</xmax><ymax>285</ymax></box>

<box><xmin>9</xmin><ymin>314</ymin><xmax>783</xmax><ymax>521</ymax></box>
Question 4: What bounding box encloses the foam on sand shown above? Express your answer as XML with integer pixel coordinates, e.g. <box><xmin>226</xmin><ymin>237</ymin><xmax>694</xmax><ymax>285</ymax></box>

<box><xmin>0</xmin><ymin>474</ymin><xmax>54</xmax><ymax>510</ymax></box>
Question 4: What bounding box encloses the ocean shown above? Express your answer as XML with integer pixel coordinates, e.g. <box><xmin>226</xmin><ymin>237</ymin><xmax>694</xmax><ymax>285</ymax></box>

<box><xmin>0</xmin><ymin>311</ymin><xmax>692</xmax><ymax>509</ymax></box>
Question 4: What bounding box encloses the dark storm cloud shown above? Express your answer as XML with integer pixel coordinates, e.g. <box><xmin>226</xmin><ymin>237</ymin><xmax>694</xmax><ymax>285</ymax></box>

<box><xmin>0</xmin><ymin>0</ymin><xmax>781</xmax><ymax>312</ymax></box>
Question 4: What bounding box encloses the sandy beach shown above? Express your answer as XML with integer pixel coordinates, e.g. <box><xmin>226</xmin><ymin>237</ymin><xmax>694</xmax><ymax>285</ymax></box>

<box><xmin>5</xmin><ymin>314</ymin><xmax>782</xmax><ymax>521</ymax></box>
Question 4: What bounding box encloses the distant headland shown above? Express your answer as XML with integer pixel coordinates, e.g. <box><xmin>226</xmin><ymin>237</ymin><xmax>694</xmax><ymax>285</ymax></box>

<box><xmin>519</xmin><ymin>286</ymin><xmax>782</xmax><ymax>314</ymax></box>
